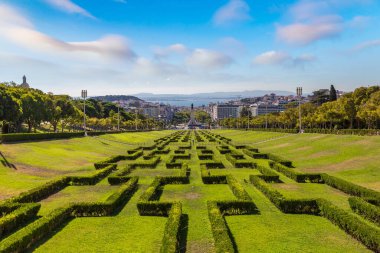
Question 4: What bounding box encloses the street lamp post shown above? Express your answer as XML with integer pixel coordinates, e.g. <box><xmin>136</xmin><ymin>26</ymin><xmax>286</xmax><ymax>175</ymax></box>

<box><xmin>81</xmin><ymin>90</ymin><xmax>87</xmax><ymax>136</ymax></box>
<box><xmin>247</xmin><ymin>106</ymin><xmax>250</xmax><ymax>129</ymax></box>
<box><xmin>265</xmin><ymin>103</ymin><xmax>268</xmax><ymax>129</ymax></box>
<box><xmin>117</xmin><ymin>104</ymin><xmax>120</xmax><ymax>131</ymax></box>
<box><xmin>135</xmin><ymin>109</ymin><xmax>138</xmax><ymax>131</ymax></box>
<box><xmin>297</xmin><ymin>86</ymin><xmax>303</xmax><ymax>133</ymax></box>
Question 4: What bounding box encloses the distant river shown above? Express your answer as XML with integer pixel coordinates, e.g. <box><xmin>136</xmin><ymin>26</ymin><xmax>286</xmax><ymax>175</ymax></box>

<box><xmin>143</xmin><ymin>97</ymin><xmax>235</xmax><ymax>107</ymax></box>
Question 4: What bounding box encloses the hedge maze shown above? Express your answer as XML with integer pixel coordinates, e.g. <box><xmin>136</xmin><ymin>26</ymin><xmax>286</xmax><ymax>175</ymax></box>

<box><xmin>0</xmin><ymin>130</ymin><xmax>379</xmax><ymax>252</ymax></box>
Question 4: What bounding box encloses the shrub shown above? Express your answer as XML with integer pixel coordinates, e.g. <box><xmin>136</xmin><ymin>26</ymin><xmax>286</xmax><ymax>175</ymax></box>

<box><xmin>0</xmin><ymin>203</ymin><xmax>40</xmax><ymax>240</ymax></box>
<box><xmin>137</xmin><ymin>202</ymin><xmax>173</xmax><ymax>216</ymax></box>
<box><xmin>226</xmin><ymin>154</ymin><xmax>255</xmax><ymax>168</ymax></box>
<box><xmin>198</xmin><ymin>154</ymin><xmax>213</xmax><ymax>160</ymax></box>
<box><xmin>207</xmin><ymin>201</ymin><xmax>235</xmax><ymax>253</ymax></box>
<box><xmin>160</xmin><ymin>202</ymin><xmax>182</xmax><ymax>253</ymax></box>
<box><xmin>250</xmin><ymin>176</ymin><xmax>319</xmax><ymax>214</ymax></box>
<box><xmin>256</xmin><ymin>165</ymin><xmax>280</xmax><ymax>182</ymax></box>
<box><xmin>226</xmin><ymin>175</ymin><xmax>251</xmax><ymax>201</ymax></box>
<box><xmin>267</xmin><ymin>154</ymin><xmax>292</xmax><ymax>167</ymax></box>
<box><xmin>69</xmin><ymin>164</ymin><xmax>116</xmax><ymax>185</ymax></box>
<box><xmin>139</xmin><ymin>177</ymin><xmax>162</xmax><ymax>202</ymax></box>
<box><xmin>142</xmin><ymin>144</ymin><xmax>157</xmax><ymax>150</ymax></box>
<box><xmin>0</xmin><ymin>131</ymin><xmax>119</xmax><ymax>143</ymax></box>
<box><xmin>201</xmin><ymin>162</ymin><xmax>225</xmax><ymax>169</ymax></box>
<box><xmin>71</xmin><ymin>177</ymin><xmax>138</xmax><ymax>217</ymax></box>
<box><xmin>131</xmin><ymin>156</ymin><xmax>161</xmax><ymax>169</ymax></box>
<box><xmin>269</xmin><ymin>162</ymin><xmax>323</xmax><ymax>183</ymax></box>
<box><xmin>243</xmin><ymin>149</ymin><xmax>268</xmax><ymax>159</ymax></box>
<box><xmin>317</xmin><ymin>199</ymin><xmax>380</xmax><ymax>252</ymax></box>
<box><xmin>321</xmin><ymin>174</ymin><xmax>380</xmax><ymax>200</ymax></box>
<box><xmin>7</xmin><ymin>177</ymin><xmax>70</xmax><ymax>203</ymax></box>
<box><xmin>217</xmin><ymin>201</ymin><xmax>258</xmax><ymax>216</ymax></box>
<box><xmin>201</xmin><ymin>169</ymin><xmax>227</xmax><ymax>184</ymax></box>
<box><xmin>0</xmin><ymin>206</ymin><xmax>73</xmax><ymax>253</ymax></box>
<box><xmin>349</xmin><ymin>197</ymin><xmax>380</xmax><ymax>226</ymax></box>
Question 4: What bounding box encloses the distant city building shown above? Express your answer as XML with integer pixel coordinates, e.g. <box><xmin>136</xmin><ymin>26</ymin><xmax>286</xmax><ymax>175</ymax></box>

<box><xmin>142</xmin><ymin>106</ymin><xmax>160</xmax><ymax>119</ymax></box>
<box><xmin>19</xmin><ymin>75</ymin><xmax>30</xmax><ymax>88</ymax></box>
<box><xmin>251</xmin><ymin>103</ymin><xmax>284</xmax><ymax>117</ymax></box>
<box><xmin>211</xmin><ymin>104</ymin><xmax>241</xmax><ymax>120</ymax></box>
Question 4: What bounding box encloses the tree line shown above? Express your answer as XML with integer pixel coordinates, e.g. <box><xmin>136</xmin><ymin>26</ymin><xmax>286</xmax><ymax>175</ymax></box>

<box><xmin>0</xmin><ymin>83</ymin><xmax>161</xmax><ymax>133</ymax></box>
<box><xmin>219</xmin><ymin>86</ymin><xmax>380</xmax><ymax>130</ymax></box>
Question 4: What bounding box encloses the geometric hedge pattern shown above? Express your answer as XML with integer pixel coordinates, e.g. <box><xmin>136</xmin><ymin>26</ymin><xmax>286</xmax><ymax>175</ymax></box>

<box><xmin>0</xmin><ymin>130</ymin><xmax>379</xmax><ymax>252</ymax></box>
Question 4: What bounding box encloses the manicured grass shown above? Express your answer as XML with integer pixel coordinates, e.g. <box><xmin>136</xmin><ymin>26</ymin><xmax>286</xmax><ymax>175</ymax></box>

<box><xmin>213</xmin><ymin>130</ymin><xmax>380</xmax><ymax>191</ymax></box>
<box><xmin>1</xmin><ymin>130</ymin><xmax>378</xmax><ymax>252</ymax></box>
<box><xmin>225</xmin><ymin>181</ymin><xmax>371</xmax><ymax>253</ymax></box>
<box><xmin>0</xmin><ymin>131</ymin><xmax>172</xmax><ymax>199</ymax></box>
<box><xmin>34</xmin><ymin>200</ymin><xmax>166</xmax><ymax>253</ymax></box>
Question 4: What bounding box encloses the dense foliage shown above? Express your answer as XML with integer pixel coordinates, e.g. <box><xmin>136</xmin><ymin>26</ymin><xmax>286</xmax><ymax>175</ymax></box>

<box><xmin>219</xmin><ymin>86</ymin><xmax>380</xmax><ymax>130</ymax></box>
<box><xmin>0</xmin><ymin>83</ymin><xmax>162</xmax><ymax>133</ymax></box>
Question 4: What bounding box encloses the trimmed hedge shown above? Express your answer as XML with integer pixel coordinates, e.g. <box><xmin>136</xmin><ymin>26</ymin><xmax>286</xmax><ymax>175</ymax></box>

<box><xmin>0</xmin><ymin>206</ymin><xmax>73</xmax><ymax>253</ymax></box>
<box><xmin>216</xmin><ymin>145</ymin><xmax>232</xmax><ymax>154</ymax></box>
<box><xmin>131</xmin><ymin>156</ymin><xmax>161</xmax><ymax>169</ymax></box>
<box><xmin>269</xmin><ymin>162</ymin><xmax>323</xmax><ymax>183</ymax></box>
<box><xmin>199</xmin><ymin>149</ymin><xmax>213</xmax><ymax>154</ymax></box>
<box><xmin>0</xmin><ymin>203</ymin><xmax>40</xmax><ymax>240</ymax></box>
<box><xmin>349</xmin><ymin>197</ymin><xmax>380</xmax><ymax>226</ymax></box>
<box><xmin>226</xmin><ymin>154</ymin><xmax>255</xmax><ymax>168</ymax></box>
<box><xmin>256</xmin><ymin>165</ymin><xmax>280</xmax><ymax>182</ymax></box>
<box><xmin>226</xmin><ymin>175</ymin><xmax>251</xmax><ymax>201</ymax></box>
<box><xmin>69</xmin><ymin>164</ymin><xmax>116</xmax><ymax>185</ymax></box>
<box><xmin>267</xmin><ymin>154</ymin><xmax>293</xmax><ymax>167</ymax></box>
<box><xmin>317</xmin><ymin>199</ymin><xmax>380</xmax><ymax>252</ymax></box>
<box><xmin>107</xmin><ymin>165</ymin><xmax>134</xmax><ymax>185</ymax></box>
<box><xmin>250</xmin><ymin>176</ymin><xmax>319</xmax><ymax>214</ymax></box>
<box><xmin>0</xmin><ymin>131</ymin><xmax>121</xmax><ymax>143</ymax></box>
<box><xmin>243</xmin><ymin>149</ymin><xmax>268</xmax><ymax>159</ymax></box>
<box><xmin>160</xmin><ymin>202</ymin><xmax>182</xmax><ymax>253</ymax></box>
<box><xmin>201</xmin><ymin>169</ymin><xmax>227</xmax><ymax>184</ymax></box>
<box><xmin>200</xmin><ymin>162</ymin><xmax>225</xmax><ymax>169</ymax></box>
<box><xmin>321</xmin><ymin>174</ymin><xmax>380</xmax><ymax>200</ymax></box>
<box><xmin>217</xmin><ymin>200</ymin><xmax>258</xmax><ymax>216</ymax></box>
<box><xmin>207</xmin><ymin>201</ymin><xmax>235</xmax><ymax>253</ymax></box>
<box><xmin>198</xmin><ymin>154</ymin><xmax>213</xmax><ymax>160</ymax></box>
<box><xmin>7</xmin><ymin>177</ymin><xmax>70</xmax><ymax>203</ymax></box>
<box><xmin>71</xmin><ymin>177</ymin><xmax>138</xmax><ymax>217</ymax></box>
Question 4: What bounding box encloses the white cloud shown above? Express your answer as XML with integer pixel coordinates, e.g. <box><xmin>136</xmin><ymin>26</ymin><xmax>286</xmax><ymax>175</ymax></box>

<box><xmin>253</xmin><ymin>51</ymin><xmax>290</xmax><ymax>65</ymax></box>
<box><xmin>44</xmin><ymin>0</ymin><xmax>94</xmax><ymax>18</ymax></box>
<box><xmin>352</xmin><ymin>39</ymin><xmax>380</xmax><ymax>52</ymax></box>
<box><xmin>253</xmin><ymin>51</ymin><xmax>316</xmax><ymax>66</ymax></box>
<box><xmin>348</xmin><ymin>16</ymin><xmax>371</xmax><ymax>29</ymax></box>
<box><xmin>213</xmin><ymin>0</ymin><xmax>251</xmax><ymax>26</ymax></box>
<box><xmin>0</xmin><ymin>4</ymin><xmax>135</xmax><ymax>61</ymax></box>
<box><xmin>186</xmin><ymin>49</ymin><xmax>233</xmax><ymax>69</ymax></box>
<box><xmin>277</xmin><ymin>15</ymin><xmax>343</xmax><ymax>45</ymax></box>
<box><xmin>153</xmin><ymin>43</ymin><xmax>188</xmax><ymax>59</ymax></box>
<box><xmin>218</xmin><ymin>37</ymin><xmax>246</xmax><ymax>56</ymax></box>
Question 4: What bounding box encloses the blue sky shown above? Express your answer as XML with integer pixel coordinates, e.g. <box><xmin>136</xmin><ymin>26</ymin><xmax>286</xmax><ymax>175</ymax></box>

<box><xmin>0</xmin><ymin>0</ymin><xmax>379</xmax><ymax>96</ymax></box>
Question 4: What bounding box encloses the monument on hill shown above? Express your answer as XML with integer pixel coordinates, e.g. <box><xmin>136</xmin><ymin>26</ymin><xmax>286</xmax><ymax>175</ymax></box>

<box><xmin>19</xmin><ymin>75</ymin><xmax>30</xmax><ymax>88</ymax></box>
<box><xmin>187</xmin><ymin>103</ymin><xmax>202</xmax><ymax>129</ymax></box>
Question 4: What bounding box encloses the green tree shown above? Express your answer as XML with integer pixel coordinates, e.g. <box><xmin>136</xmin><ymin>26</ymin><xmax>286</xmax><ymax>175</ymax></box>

<box><xmin>329</xmin><ymin>85</ymin><xmax>337</xmax><ymax>101</ymax></box>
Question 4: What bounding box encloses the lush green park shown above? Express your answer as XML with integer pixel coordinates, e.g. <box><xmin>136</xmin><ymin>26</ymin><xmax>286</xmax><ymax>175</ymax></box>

<box><xmin>0</xmin><ymin>130</ymin><xmax>379</xmax><ymax>252</ymax></box>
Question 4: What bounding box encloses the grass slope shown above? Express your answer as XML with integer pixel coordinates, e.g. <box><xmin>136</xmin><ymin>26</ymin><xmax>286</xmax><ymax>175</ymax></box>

<box><xmin>213</xmin><ymin>130</ymin><xmax>380</xmax><ymax>191</ymax></box>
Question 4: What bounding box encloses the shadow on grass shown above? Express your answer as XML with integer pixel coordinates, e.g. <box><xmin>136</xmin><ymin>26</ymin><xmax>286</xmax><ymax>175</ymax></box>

<box><xmin>0</xmin><ymin>151</ymin><xmax>17</xmax><ymax>169</ymax></box>
<box><xmin>179</xmin><ymin>214</ymin><xmax>189</xmax><ymax>253</ymax></box>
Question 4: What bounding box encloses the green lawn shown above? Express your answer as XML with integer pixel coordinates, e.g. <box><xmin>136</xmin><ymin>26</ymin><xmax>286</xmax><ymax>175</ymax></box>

<box><xmin>213</xmin><ymin>130</ymin><xmax>380</xmax><ymax>191</ymax></box>
<box><xmin>0</xmin><ymin>131</ymin><xmax>172</xmax><ymax>200</ymax></box>
<box><xmin>1</xmin><ymin>130</ymin><xmax>378</xmax><ymax>252</ymax></box>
